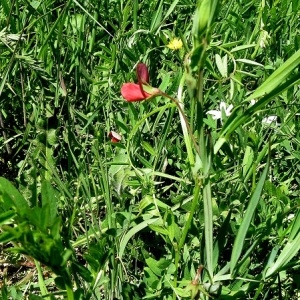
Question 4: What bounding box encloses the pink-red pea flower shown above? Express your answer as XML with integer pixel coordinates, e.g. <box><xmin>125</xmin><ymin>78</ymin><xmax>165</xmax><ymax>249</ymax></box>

<box><xmin>109</xmin><ymin>131</ymin><xmax>122</xmax><ymax>143</ymax></box>
<box><xmin>121</xmin><ymin>63</ymin><xmax>160</xmax><ymax>102</ymax></box>
<box><xmin>136</xmin><ymin>62</ymin><xmax>149</xmax><ymax>84</ymax></box>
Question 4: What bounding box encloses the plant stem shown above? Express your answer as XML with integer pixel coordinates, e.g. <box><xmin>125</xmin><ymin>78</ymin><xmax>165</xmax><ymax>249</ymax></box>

<box><xmin>196</xmin><ymin>66</ymin><xmax>214</xmax><ymax>280</ymax></box>
<box><xmin>173</xmin><ymin>179</ymin><xmax>201</xmax><ymax>299</ymax></box>
<box><xmin>159</xmin><ymin>90</ymin><xmax>200</xmax><ymax>158</ymax></box>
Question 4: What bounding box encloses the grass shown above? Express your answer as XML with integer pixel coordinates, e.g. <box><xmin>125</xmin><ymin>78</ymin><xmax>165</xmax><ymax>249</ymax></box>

<box><xmin>1</xmin><ymin>0</ymin><xmax>300</xmax><ymax>299</ymax></box>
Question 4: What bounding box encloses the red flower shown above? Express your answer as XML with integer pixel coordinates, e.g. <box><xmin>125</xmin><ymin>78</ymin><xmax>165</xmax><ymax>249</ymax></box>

<box><xmin>121</xmin><ymin>83</ymin><xmax>151</xmax><ymax>101</ymax></box>
<box><xmin>136</xmin><ymin>63</ymin><xmax>149</xmax><ymax>84</ymax></box>
<box><xmin>121</xmin><ymin>63</ymin><xmax>159</xmax><ymax>102</ymax></box>
<box><xmin>109</xmin><ymin>131</ymin><xmax>122</xmax><ymax>143</ymax></box>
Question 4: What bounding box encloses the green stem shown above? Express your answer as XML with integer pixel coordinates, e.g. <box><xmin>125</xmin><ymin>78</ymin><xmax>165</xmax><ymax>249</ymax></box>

<box><xmin>173</xmin><ymin>180</ymin><xmax>201</xmax><ymax>299</ymax></box>
<box><xmin>158</xmin><ymin>90</ymin><xmax>200</xmax><ymax>158</ymax></box>
<box><xmin>35</xmin><ymin>259</ymin><xmax>49</xmax><ymax>298</ymax></box>
<box><xmin>196</xmin><ymin>68</ymin><xmax>214</xmax><ymax>280</ymax></box>
<box><xmin>176</xmin><ymin>72</ymin><xmax>196</xmax><ymax>166</ymax></box>
<box><xmin>203</xmin><ymin>178</ymin><xmax>213</xmax><ymax>279</ymax></box>
<box><xmin>178</xmin><ymin>179</ymin><xmax>201</xmax><ymax>251</ymax></box>
<box><xmin>66</xmin><ymin>283</ymin><xmax>75</xmax><ymax>300</ymax></box>
<box><xmin>133</xmin><ymin>0</ymin><xmax>138</xmax><ymax>31</ymax></box>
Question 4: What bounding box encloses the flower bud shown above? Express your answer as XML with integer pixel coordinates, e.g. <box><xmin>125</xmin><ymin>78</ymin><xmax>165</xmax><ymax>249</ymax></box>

<box><xmin>136</xmin><ymin>63</ymin><xmax>149</xmax><ymax>84</ymax></box>
<box><xmin>193</xmin><ymin>0</ymin><xmax>211</xmax><ymax>40</ymax></box>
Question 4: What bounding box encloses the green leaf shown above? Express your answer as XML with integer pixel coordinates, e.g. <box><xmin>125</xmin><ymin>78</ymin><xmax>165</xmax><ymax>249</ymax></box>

<box><xmin>214</xmin><ymin>73</ymin><xmax>300</xmax><ymax>154</ymax></box>
<box><xmin>54</xmin><ymin>276</ymin><xmax>66</xmax><ymax>290</ymax></box>
<box><xmin>28</xmin><ymin>295</ymin><xmax>44</xmax><ymax>300</ymax></box>
<box><xmin>245</xmin><ymin>49</ymin><xmax>300</xmax><ymax>101</ymax></box>
<box><xmin>72</xmin><ymin>262</ymin><xmax>93</xmax><ymax>282</ymax></box>
<box><xmin>242</xmin><ymin>146</ymin><xmax>254</xmax><ymax>177</ymax></box>
<box><xmin>235</xmin><ymin>58</ymin><xmax>264</xmax><ymax>67</ymax></box>
<box><xmin>166</xmin><ymin>211</ymin><xmax>178</xmax><ymax>242</ymax></box>
<box><xmin>0</xmin><ymin>230</ymin><xmax>17</xmax><ymax>243</ymax></box>
<box><xmin>41</xmin><ymin>180</ymin><xmax>58</xmax><ymax>228</ymax></box>
<box><xmin>0</xmin><ymin>210</ymin><xmax>16</xmax><ymax>225</ymax></box>
<box><xmin>265</xmin><ymin>232</ymin><xmax>300</xmax><ymax>278</ymax></box>
<box><xmin>288</xmin><ymin>210</ymin><xmax>300</xmax><ymax>241</ymax></box>
<box><xmin>143</xmin><ymin>267</ymin><xmax>159</xmax><ymax>289</ymax></box>
<box><xmin>0</xmin><ymin>177</ymin><xmax>30</xmax><ymax>217</ymax></box>
<box><xmin>230</xmin><ymin>149</ymin><xmax>270</xmax><ymax>274</ymax></box>
<box><xmin>150</xmin><ymin>0</ymin><xmax>163</xmax><ymax>32</ymax></box>
<box><xmin>146</xmin><ymin>257</ymin><xmax>163</xmax><ymax>276</ymax></box>
<box><xmin>215</xmin><ymin>54</ymin><xmax>227</xmax><ymax>77</ymax></box>
<box><xmin>149</xmin><ymin>223</ymin><xmax>169</xmax><ymax>235</ymax></box>
<box><xmin>141</xmin><ymin>141</ymin><xmax>157</xmax><ymax>156</ymax></box>
<box><xmin>118</xmin><ymin>217</ymin><xmax>159</xmax><ymax>259</ymax></box>
<box><xmin>162</xmin><ymin>0</ymin><xmax>180</xmax><ymax>26</ymax></box>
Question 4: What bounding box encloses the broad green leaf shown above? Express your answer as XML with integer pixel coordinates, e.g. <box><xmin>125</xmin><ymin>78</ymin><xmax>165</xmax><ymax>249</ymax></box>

<box><xmin>41</xmin><ymin>180</ymin><xmax>58</xmax><ymax>228</ymax></box>
<box><xmin>149</xmin><ymin>224</ymin><xmax>169</xmax><ymax>235</ymax></box>
<box><xmin>72</xmin><ymin>262</ymin><xmax>93</xmax><ymax>282</ymax></box>
<box><xmin>0</xmin><ymin>177</ymin><xmax>30</xmax><ymax>217</ymax></box>
<box><xmin>143</xmin><ymin>267</ymin><xmax>159</xmax><ymax>289</ymax></box>
<box><xmin>146</xmin><ymin>257</ymin><xmax>163</xmax><ymax>276</ymax></box>
<box><xmin>166</xmin><ymin>211</ymin><xmax>179</xmax><ymax>242</ymax></box>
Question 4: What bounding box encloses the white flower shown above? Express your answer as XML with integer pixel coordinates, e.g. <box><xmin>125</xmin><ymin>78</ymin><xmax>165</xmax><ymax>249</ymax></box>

<box><xmin>262</xmin><ymin>115</ymin><xmax>278</xmax><ymax>125</ymax></box>
<box><xmin>207</xmin><ymin>101</ymin><xmax>233</xmax><ymax>120</ymax></box>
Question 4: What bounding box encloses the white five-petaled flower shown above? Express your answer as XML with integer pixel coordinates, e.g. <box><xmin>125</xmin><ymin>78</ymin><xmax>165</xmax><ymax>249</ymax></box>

<box><xmin>262</xmin><ymin>115</ymin><xmax>278</xmax><ymax>125</ymax></box>
<box><xmin>207</xmin><ymin>101</ymin><xmax>233</xmax><ymax>121</ymax></box>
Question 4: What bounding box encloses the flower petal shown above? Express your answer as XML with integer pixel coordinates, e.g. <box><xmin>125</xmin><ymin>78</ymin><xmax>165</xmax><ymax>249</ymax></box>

<box><xmin>226</xmin><ymin>104</ymin><xmax>233</xmax><ymax>115</ymax></box>
<box><xmin>121</xmin><ymin>83</ymin><xmax>151</xmax><ymax>102</ymax></box>
<box><xmin>219</xmin><ymin>101</ymin><xmax>227</xmax><ymax>111</ymax></box>
<box><xmin>262</xmin><ymin>115</ymin><xmax>278</xmax><ymax>124</ymax></box>
<box><xmin>136</xmin><ymin>63</ymin><xmax>149</xmax><ymax>83</ymax></box>
<box><xmin>207</xmin><ymin>110</ymin><xmax>222</xmax><ymax>120</ymax></box>
<box><xmin>109</xmin><ymin>131</ymin><xmax>122</xmax><ymax>142</ymax></box>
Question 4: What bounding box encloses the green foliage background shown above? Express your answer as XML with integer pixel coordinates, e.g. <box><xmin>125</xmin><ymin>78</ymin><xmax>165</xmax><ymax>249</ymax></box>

<box><xmin>0</xmin><ymin>0</ymin><xmax>300</xmax><ymax>299</ymax></box>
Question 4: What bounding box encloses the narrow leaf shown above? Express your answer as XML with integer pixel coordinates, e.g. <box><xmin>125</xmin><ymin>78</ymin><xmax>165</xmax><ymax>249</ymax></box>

<box><xmin>265</xmin><ymin>233</ymin><xmax>300</xmax><ymax>278</ymax></box>
<box><xmin>245</xmin><ymin>49</ymin><xmax>300</xmax><ymax>101</ymax></box>
<box><xmin>119</xmin><ymin>217</ymin><xmax>159</xmax><ymax>259</ymax></box>
<box><xmin>230</xmin><ymin>150</ymin><xmax>270</xmax><ymax>274</ymax></box>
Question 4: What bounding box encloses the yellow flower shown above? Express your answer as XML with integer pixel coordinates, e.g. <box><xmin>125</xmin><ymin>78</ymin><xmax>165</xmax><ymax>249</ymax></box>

<box><xmin>167</xmin><ymin>38</ymin><xmax>183</xmax><ymax>50</ymax></box>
